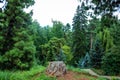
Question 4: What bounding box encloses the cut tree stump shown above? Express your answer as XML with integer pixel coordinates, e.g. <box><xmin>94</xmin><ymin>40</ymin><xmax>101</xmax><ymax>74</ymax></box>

<box><xmin>46</xmin><ymin>61</ymin><xmax>67</xmax><ymax>77</ymax></box>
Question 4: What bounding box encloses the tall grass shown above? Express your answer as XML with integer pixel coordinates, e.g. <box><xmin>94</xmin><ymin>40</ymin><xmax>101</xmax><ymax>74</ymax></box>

<box><xmin>0</xmin><ymin>71</ymin><xmax>12</xmax><ymax>80</ymax></box>
<box><xmin>0</xmin><ymin>65</ymin><xmax>56</xmax><ymax>80</ymax></box>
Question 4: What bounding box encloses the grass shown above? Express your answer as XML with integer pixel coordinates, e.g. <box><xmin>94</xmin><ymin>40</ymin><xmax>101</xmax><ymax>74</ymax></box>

<box><xmin>67</xmin><ymin>66</ymin><xmax>107</xmax><ymax>80</ymax></box>
<box><xmin>91</xmin><ymin>68</ymin><xmax>120</xmax><ymax>80</ymax></box>
<box><xmin>91</xmin><ymin>68</ymin><xmax>105</xmax><ymax>75</ymax></box>
<box><xmin>67</xmin><ymin>65</ymin><xmax>85</xmax><ymax>72</ymax></box>
<box><xmin>0</xmin><ymin>71</ymin><xmax>12</xmax><ymax>80</ymax></box>
<box><xmin>0</xmin><ymin>65</ymin><xmax>107</xmax><ymax>80</ymax></box>
<box><xmin>0</xmin><ymin>65</ymin><xmax>56</xmax><ymax>80</ymax></box>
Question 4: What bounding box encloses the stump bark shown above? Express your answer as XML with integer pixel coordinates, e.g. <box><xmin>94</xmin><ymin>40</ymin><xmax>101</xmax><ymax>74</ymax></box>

<box><xmin>46</xmin><ymin>61</ymin><xmax>67</xmax><ymax>77</ymax></box>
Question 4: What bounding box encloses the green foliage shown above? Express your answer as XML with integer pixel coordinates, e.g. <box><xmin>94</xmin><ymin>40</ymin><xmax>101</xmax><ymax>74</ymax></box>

<box><xmin>101</xmin><ymin>15</ymin><xmax>117</xmax><ymax>28</ymax></box>
<box><xmin>91</xmin><ymin>0</ymin><xmax>120</xmax><ymax>16</ymax></box>
<box><xmin>111</xmin><ymin>77</ymin><xmax>120</xmax><ymax>80</ymax></box>
<box><xmin>62</xmin><ymin>45</ymin><xmax>73</xmax><ymax>63</ymax></box>
<box><xmin>102</xmin><ymin>28</ymin><xmax>114</xmax><ymax>52</ymax></box>
<box><xmin>30</xmin><ymin>21</ymin><xmax>51</xmax><ymax>65</ymax></box>
<box><xmin>96</xmin><ymin>28</ymin><xmax>114</xmax><ymax>52</ymax></box>
<box><xmin>0</xmin><ymin>0</ymin><xmax>36</xmax><ymax>70</ymax></box>
<box><xmin>89</xmin><ymin>21</ymin><xmax>115</xmax><ymax>68</ymax></box>
<box><xmin>0</xmin><ymin>71</ymin><xmax>12</xmax><ymax>80</ymax></box>
<box><xmin>41</xmin><ymin>37</ymin><xmax>66</xmax><ymax>64</ymax></box>
<box><xmin>0</xmin><ymin>66</ymin><xmax>50</xmax><ymax>80</ymax></box>
<box><xmin>0</xmin><ymin>0</ymin><xmax>119</xmax><ymax>78</ymax></box>
<box><xmin>63</xmin><ymin>23</ymin><xmax>72</xmax><ymax>46</ymax></box>
<box><xmin>90</xmin><ymin>28</ymin><xmax>114</xmax><ymax>68</ymax></box>
<box><xmin>102</xmin><ymin>46</ymin><xmax>120</xmax><ymax>75</ymax></box>
<box><xmin>72</xmin><ymin>3</ymin><xmax>88</xmax><ymax>66</ymax></box>
<box><xmin>0</xmin><ymin>12</ymin><xmax>6</xmax><ymax>53</ymax></box>
<box><xmin>112</xmin><ymin>21</ymin><xmax>120</xmax><ymax>45</ymax></box>
<box><xmin>52</xmin><ymin>20</ymin><xmax>64</xmax><ymax>38</ymax></box>
<box><xmin>1</xmin><ymin>41</ymin><xmax>36</xmax><ymax>69</ymax></box>
<box><xmin>0</xmin><ymin>65</ymin><xmax>107</xmax><ymax>80</ymax></box>
<box><xmin>30</xmin><ymin>20</ymin><xmax>66</xmax><ymax>65</ymax></box>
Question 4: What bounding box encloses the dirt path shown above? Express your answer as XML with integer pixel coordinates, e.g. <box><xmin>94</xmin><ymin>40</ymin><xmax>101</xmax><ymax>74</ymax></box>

<box><xmin>82</xmin><ymin>69</ymin><xmax>120</xmax><ymax>80</ymax></box>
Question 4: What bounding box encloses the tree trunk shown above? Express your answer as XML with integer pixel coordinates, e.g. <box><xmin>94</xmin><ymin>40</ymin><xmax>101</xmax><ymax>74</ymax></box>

<box><xmin>90</xmin><ymin>32</ymin><xmax>93</xmax><ymax>50</ymax></box>
<box><xmin>46</xmin><ymin>61</ymin><xmax>67</xmax><ymax>77</ymax></box>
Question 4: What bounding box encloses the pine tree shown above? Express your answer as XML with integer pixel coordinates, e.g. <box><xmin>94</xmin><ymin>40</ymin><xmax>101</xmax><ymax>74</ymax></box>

<box><xmin>0</xmin><ymin>10</ymin><xmax>6</xmax><ymax>54</ymax></box>
<box><xmin>0</xmin><ymin>0</ymin><xmax>36</xmax><ymax>70</ymax></box>
<box><xmin>72</xmin><ymin>3</ymin><xmax>88</xmax><ymax>66</ymax></box>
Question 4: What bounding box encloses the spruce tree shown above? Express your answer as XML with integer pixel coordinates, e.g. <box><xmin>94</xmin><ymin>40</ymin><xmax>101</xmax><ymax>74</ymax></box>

<box><xmin>0</xmin><ymin>10</ymin><xmax>6</xmax><ymax>54</ymax></box>
<box><xmin>72</xmin><ymin>3</ymin><xmax>87</xmax><ymax>66</ymax></box>
<box><xmin>0</xmin><ymin>0</ymin><xmax>36</xmax><ymax>70</ymax></box>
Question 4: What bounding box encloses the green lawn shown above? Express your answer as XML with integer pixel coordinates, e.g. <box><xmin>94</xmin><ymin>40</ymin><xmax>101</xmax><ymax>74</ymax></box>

<box><xmin>0</xmin><ymin>65</ymin><xmax>107</xmax><ymax>80</ymax></box>
<box><xmin>0</xmin><ymin>65</ymin><xmax>56</xmax><ymax>80</ymax></box>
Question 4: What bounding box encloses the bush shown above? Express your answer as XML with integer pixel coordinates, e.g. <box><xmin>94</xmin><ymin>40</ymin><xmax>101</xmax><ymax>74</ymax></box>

<box><xmin>0</xmin><ymin>41</ymin><xmax>36</xmax><ymax>70</ymax></box>
<box><xmin>102</xmin><ymin>46</ymin><xmax>120</xmax><ymax>75</ymax></box>
<box><xmin>41</xmin><ymin>37</ymin><xmax>66</xmax><ymax>62</ymax></box>
<box><xmin>62</xmin><ymin>45</ymin><xmax>73</xmax><ymax>63</ymax></box>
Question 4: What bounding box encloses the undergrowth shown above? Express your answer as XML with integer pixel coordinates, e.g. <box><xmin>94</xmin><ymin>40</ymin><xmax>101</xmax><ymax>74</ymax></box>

<box><xmin>0</xmin><ymin>65</ymin><xmax>56</xmax><ymax>80</ymax></box>
<box><xmin>0</xmin><ymin>65</ymin><xmax>107</xmax><ymax>80</ymax></box>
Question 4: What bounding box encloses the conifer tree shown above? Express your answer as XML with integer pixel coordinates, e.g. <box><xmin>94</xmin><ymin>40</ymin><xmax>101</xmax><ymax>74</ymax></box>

<box><xmin>72</xmin><ymin>3</ymin><xmax>88</xmax><ymax>66</ymax></box>
<box><xmin>0</xmin><ymin>0</ymin><xmax>36</xmax><ymax>70</ymax></box>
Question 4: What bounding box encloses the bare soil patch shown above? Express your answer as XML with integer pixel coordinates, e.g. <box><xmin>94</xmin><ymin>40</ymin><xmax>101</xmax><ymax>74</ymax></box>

<box><xmin>56</xmin><ymin>71</ymin><xmax>96</xmax><ymax>80</ymax></box>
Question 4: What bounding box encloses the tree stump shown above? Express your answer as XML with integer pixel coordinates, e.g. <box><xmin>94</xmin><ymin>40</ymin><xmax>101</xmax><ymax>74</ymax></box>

<box><xmin>46</xmin><ymin>61</ymin><xmax>67</xmax><ymax>77</ymax></box>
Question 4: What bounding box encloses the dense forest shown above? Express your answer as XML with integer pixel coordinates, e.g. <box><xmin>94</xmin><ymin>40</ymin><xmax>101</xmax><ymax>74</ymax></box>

<box><xmin>0</xmin><ymin>0</ymin><xmax>120</xmax><ymax>79</ymax></box>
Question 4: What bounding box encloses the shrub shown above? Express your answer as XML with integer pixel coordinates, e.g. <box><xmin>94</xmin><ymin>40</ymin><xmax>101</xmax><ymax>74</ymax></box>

<box><xmin>41</xmin><ymin>37</ymin><xmax>66</xmax><ymax>62</ymax></box>
<box><xmin>0</xmin><ymin>41</ymin><xmax>36</xmax><ymax>70</ymax></box>
<box><xmin>102</xmin><ymin>46</ymin><xmax>120</xmax><ymax>75</ymax></box>
<box><xmin>62</xmin><ymin>45</ymin><xmax>73</xmax><ymax>63</ymax></box>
